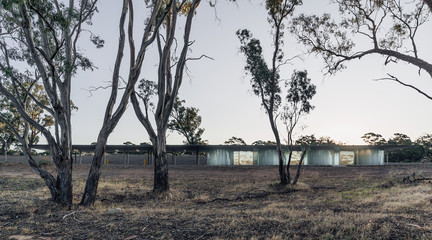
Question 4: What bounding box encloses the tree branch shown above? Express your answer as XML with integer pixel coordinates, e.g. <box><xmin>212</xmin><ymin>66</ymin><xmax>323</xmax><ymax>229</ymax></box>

<box><xmin>375</xmin><ymin>74</ymin><xmax>432</xmax><ymax>101</ymax></box>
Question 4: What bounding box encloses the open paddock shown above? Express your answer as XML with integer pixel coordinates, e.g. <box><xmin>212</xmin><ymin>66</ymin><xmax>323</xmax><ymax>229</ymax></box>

<box><xmin>1</xmin><ymin>162</ymin><xmax>432</xmax><ymax>239</ymax></box>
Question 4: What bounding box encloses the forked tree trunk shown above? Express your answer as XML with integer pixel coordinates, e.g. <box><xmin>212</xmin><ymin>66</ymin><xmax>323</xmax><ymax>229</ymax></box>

<box><xmin>25</xmin><ymin>153</ymin><xmax>73</xmax><ymax>205</ymax></box>
<box><xmin>269</xmin><ymin>115</ymin><xmax>288</xmax><ymax>185</ymax></box>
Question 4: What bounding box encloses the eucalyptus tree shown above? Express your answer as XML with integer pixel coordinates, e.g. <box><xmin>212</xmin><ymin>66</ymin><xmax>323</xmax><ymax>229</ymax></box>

<box><xmin>0</xmin><ymin>0</ymin><xmax>98</xmax><ymax>205</ymax></box>
<box><xmin>0</xmin><ymin>81</ymin><xmax>54</xmax><ymax>159</ymax></box>
<box><xmin>416</xmin><ymin>133</ymin><xmax>432</xmax><ymax>160</ymax></box>
<box><xmin>237</xmin><ymin>0</ymin><xmax>303</xmax><ymax>185</ymax></box>
<box><xmin>387</xmin><ymin>133</ymin><xmax>423</xmax><ymax>162</ymax></box>
<box><xmin>80</xmin><ymin>0</ymin><xmax>170</xmax><ymax>205</ymax></box>
<box><xmin>252</xmin><ymin>140</ymin><xmax>276</xmax><ymax>145</ymax></box>
<box><xmin>169</xmin><ymin>97</ymin><xmax>207</xmax><ymax>145</ymax></box>
<box><xmin>291</xmin><ymin>0</ymin><xmax>432</xmax><ymax>100</ymax></box>
<box><xmin>130</xmin><ymin>0</ymin><xmax>202</xmax><ymax>193</ymax></box>
<box><xmin>224</xmin><ymin>136</ymin><xmax>247</xmax><ymax>145</ymax></box>
<box><xmin>0</xmin><ymin>95</ymin><xmax>18</xmax><ymax>156</ymax></box>
<box><xmin>282</xmin><ymin>70</ymin><xmax>315</xmax><ymax>185</ymax></box>
<box><xmin>361</xmin><ymin>132</ymin><xmax>387</xmax><ymax>145</ymax></box>
<box><xmin>0</xmin><ymin>113</ymin><xmax>16</xmax><ymax>157</ymax></box>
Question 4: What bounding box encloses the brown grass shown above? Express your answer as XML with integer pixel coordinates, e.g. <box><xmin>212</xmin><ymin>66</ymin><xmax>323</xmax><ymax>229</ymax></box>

<box><xmin>1</xmin><ymin>164</ymin><xmax>432</xmax><ymax>239</ymax></box>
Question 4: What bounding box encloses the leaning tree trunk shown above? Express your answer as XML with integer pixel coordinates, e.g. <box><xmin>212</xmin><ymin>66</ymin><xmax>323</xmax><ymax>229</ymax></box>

<box><xmin>21</xmin><ymin>138</ymin><xmax>59</xmax><ymax>202</ymax></box>
<box><xmin>286</xmin><ymin>150</ymin><xmax>293</xmax><ymax>184</ymax></box>
<box><xmin>80</xmin><ymin>135</ymin><xmax>108</xmax><ymax>206</ymax></box>
<box><xmin>269</xmin><ymin>115</ymin><xmax>288</xmax><ymax>185</ymax></box>
<box><xmin>292</xmin><ymin>148</ymin><xmax>307</xmax><ymax>185</ymax></box>
<box><xmin>153</xmin><ymin>127</ymin><xmax>169</xmax><ymax>193</ymax></box>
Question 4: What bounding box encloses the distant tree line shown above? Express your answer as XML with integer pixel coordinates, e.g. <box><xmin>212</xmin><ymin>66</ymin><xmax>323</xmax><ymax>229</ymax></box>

<box><xmin>362</xmin><ymin>132</ymin><xmax>432</xmax><ymax>162</ymax></box>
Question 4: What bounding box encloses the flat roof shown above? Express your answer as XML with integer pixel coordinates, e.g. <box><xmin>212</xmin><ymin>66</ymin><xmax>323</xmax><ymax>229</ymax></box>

<box><xmin>30</xmin><ymin>144</ymin><xmax>409</xmax><ymax>153</ymax></box>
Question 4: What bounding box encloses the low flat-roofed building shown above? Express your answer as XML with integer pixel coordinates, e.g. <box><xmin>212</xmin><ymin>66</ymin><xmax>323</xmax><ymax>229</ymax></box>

<box><xmin>30</xmin><ymin>144</ymin><xmax>406</xmax><ymax>166</ymax></box>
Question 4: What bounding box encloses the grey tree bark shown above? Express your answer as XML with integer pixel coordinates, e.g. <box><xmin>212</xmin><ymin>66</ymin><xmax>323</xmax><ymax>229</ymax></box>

<box><xmin>0</xmin><ymin>0</ymin><xmax>98</xmax><ymax>205</ymax></box>
<box><xmin>131</xmin><ymin>0</ymin><xmax>202</xmax><ymax>193</ymax></box>
<box><xmin>80</xmin><ymin>0</ymin><xmax>168</xmax><ymax>205</ymax></box>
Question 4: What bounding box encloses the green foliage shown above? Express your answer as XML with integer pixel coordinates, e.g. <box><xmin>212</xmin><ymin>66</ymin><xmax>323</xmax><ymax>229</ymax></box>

<box><xmin>285</xmin><ymin>71</ymin><xmax>316</xmax><ymax>114</ymax></box>
<box><xmin>361</xmin><ymin>132</ymin><xmax>432</xmax><ymax>162</ymax></box>
<box><xmin>387</xmin><ymin>133</ymin><xmax>423</xmax><ymax>162</ymax></box>
<box><xmin>361</xmin><ymin>132</ymin><xmax>387</xmax><ymax>145</ymax></box>
<box><xmin>416</xmin><ymin>134</ymin><xmax>432</xmax><ymax>160</ymax></box>
<box><xmin>38</xmin><ymin>159</ymin><xmax>52</xmax><ymax>166</ymax></box>
<box><xmin>387</xmin><ymin>133</ymin><xmax>412</xmax><ymax>145</ymax></box>
<box><xmin>0</xmin><ymin>81</ymin><xmax>53</xmax><ymax>151</ymax></box>
<box><xmin>282</xmin><ymin>70</ymin><xmax>316</xmax><ymax>145</ymax></box>
<box><xmin>295</xmin><ymin>135</ymin><xmax>336</xmax><ymax>145</ymax></box>
<box><xmin>237</xmin><ymin>29</ymin><xmax>280</xmax><ymax>114</ymax></box>
<box><xmin>224</xmin><ymin>136</ymin><xmax>247</xmax><ymax>145</ymax></box>
<box><xmin>252</xmin><ymin>140</ymin><xmax>276</xmax><ymax>145</ymax></box>
<box><xmin>236</xmin><ymin>0</ymin><xmax>309</xmax><ymax>137</ymax></box>
<box><xmin>168</xmin><ymin>98</ymin><xmax>207</xmax><ymax>145</ymax></box>
<box><xmin>136</xmin><ymin>79</ymin><xmax>158</xmax><ymax>116</ymax></box>
<box><xmin>0</xmin><ymin>111</ymin><xmax>17</xmax><ymax>155</ymax></box>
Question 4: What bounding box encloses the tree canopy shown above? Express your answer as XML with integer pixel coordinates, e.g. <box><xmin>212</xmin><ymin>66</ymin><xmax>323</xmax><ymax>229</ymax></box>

<box><xmin>295</xmin><ymin>135</ymin><xmax>336</xmax><ymax>146</ymax></box>
<box><xmin>361</xmin><ymin>132</ymin><xmax>387</xmax><ymax>145</ymax></box>
<box><xmin>291</xmin><ymin>0</ymin><xmax>432</xmax><ymax>100</ymax></box>
<box><xmin>361</xmin><ymin>132</ymin><xmax>432</xmax><ymax>162</ymax></box>
<box><xmin>169</xmin><ymin>98</ymin><xmax>207</xmax><ymax>145</ymax></box>
<box><xmin>224</xmin><ymin>136</ymin><xmax>247</xmax><ymax>145</ymax></box>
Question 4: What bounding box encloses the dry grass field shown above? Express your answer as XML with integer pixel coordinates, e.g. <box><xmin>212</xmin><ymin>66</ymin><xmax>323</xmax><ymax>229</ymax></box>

<box><xmin>1</xmin><ymin>162</ymin><xmax>432</xmax><ymax>239</ymax></box>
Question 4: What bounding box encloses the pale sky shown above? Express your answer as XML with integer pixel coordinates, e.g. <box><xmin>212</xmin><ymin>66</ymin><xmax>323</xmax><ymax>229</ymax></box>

<box><xmin>68</xmin><ymin>0</ymin><xmax>432</xmax><ymax>146</ymax></box>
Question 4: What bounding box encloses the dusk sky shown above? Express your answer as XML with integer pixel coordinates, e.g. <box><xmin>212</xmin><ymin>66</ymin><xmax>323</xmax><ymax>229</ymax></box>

<box><xmin>68</xmin><ymin>0</ymin><xmax>432</xmax><ymax>146</ymax></box>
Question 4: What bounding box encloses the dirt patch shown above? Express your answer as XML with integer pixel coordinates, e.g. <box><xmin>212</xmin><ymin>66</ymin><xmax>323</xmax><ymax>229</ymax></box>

<box><xmin>1</xmin><ymin>162</ymin><xmax>432</xmax><ymax>239</ymax></box>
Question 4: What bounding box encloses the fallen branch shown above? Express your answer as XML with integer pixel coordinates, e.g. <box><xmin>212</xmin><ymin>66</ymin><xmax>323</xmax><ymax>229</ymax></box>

<box><xmin>402</xmin><ymin>173</ymin><xmax>432</xmax><ymax>184</ymax></box>
<box><xmin>408</xmin><ymin>223</ymin><xmax>432</xmax><ymax>231</ymax></box>
<box><xmin>62</xmin><ymin>211</ymin><xmax>78</xmax><ymax>220</ymax></box>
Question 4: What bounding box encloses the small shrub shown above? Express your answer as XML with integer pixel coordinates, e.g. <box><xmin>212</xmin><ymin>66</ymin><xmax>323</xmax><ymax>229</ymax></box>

<box><xmin>38</xmin><ymin>159</ymin><xmax>52</xmax><ymax>166</ymax></box>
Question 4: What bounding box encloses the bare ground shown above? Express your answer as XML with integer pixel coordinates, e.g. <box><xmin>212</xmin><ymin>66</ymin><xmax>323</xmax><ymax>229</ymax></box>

<box><xmin>1</xmin><ymin>162</ymin><xmax>432</xmax><ymax>239</ymax></box>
